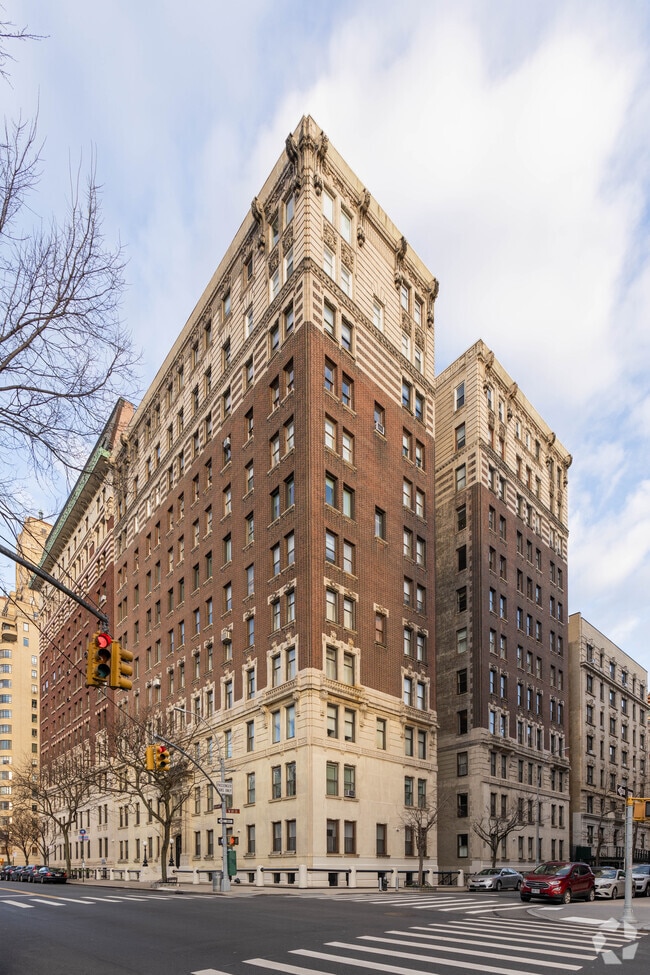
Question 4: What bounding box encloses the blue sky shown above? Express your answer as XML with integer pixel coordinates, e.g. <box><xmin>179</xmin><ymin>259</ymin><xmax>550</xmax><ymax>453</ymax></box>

<box><xmin>3</xmin><ymin>0</ymin><xmax>650</xmax><ymax>670</ymax></box>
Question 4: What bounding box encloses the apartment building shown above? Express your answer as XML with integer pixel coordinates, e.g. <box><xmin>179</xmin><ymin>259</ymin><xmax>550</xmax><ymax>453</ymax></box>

<box><xmin>435</xmin><ymin>341</ymin><xmax>571</xmax><ymax>873</ymax></box>
<box><xmin>42</xmin><ymin>117</ymin><xmax>440</xmax><ymax>886</ymax></box>
<box><xmin>0</xmin><ymin>516</ymin><xmax>50</xmax><ymax>864</ymax></box>
<box><xmin>568</xmin><ymin>612</ymin><xmax>649</xmax><ymax>864</ymax></box>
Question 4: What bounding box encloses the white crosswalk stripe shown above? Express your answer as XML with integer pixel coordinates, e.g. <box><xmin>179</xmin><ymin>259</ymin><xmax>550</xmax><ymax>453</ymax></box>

<box><xmin>242</xmin><ymin>913</ymin><xmax>646</xmax><ymax>975</ymax></box>
<box><xmin>0</xmin><ymin>899</ymin><xmax>33</xmax><ymax>909</ymax></box>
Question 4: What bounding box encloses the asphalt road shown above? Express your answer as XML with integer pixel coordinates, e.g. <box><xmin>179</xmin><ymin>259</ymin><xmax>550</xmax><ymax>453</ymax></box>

<box><xmin>1</xmin><ymin>882</ymin><xmax>650</xmax><ymax>975</ymax></box>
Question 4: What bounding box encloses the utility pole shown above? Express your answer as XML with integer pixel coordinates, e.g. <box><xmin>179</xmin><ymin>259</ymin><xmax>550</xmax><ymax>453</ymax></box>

<box><xmin>164</xmin><ymin>707</ymin><xmax>232</xmax><ymax>892</ymax></box>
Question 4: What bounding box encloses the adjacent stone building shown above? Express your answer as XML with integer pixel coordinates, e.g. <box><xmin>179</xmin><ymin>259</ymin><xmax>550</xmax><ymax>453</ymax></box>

<box><xmin>568</xmin><ymin>612</ymin><xmax>649</xmax><ymax>864</ymax></box>
<box><xmin>0</xmin><ymin>516</ymin><xmax>51</xmax><ymax>864</ymax></box>
<box><xmin>435</xmin><ymin>342</ymin><xmax>572</xmax><ymax>873</ymax></box>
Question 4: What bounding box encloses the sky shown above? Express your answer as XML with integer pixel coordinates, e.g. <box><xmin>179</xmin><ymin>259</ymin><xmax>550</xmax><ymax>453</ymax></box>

<box><xmin>2</xmin><ymin>0</ymin><xmax>650</xmax><ymax>670</ymax></box>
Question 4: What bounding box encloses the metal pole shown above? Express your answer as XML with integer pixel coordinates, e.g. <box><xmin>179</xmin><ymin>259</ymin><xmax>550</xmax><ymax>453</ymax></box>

<box><xmin>622</xmin><ymin>798</ymin><xmax>637</xmax><ymax>926</ymax></box>
<box><xmin>220</xmin><ymin>752</ymin><xmax>230</xmax><ymax>893</ymax></box>
<box><xmin>166</xmin><ymin>708</ymin><xmax>232</xmax><ymax>893</ymax></box>
<box><xmin>0</xmin><ymin>543</ymin><xmax>110</xmax><ymax>629</ymax></box>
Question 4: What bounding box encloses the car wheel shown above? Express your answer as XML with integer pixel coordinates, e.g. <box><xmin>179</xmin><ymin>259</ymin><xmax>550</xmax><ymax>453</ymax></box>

<box><xmin>495</xmin><ymin>880</ymin><xmax>502</xmax><ymax>891</ymax></box>
<box><xmin>516</xmin><ymin>880</ymin><xmax>521</xmax><ymax>890</ymax></box>
<box><xmin>520</xmin><ymin>894</ymin><xmax>531</xmax><ymax>902</ymax></box>
<box><xmin>586</xmin><ymin>888</ymin><xmax>595</xmax><ymax>902</ymax></box>
<box><xmin>611</xmin><ymin>887</ymin><xmax>618</xmax><ymax>899</ymax></box>
<box><xmin>562</xmin><ymin>889</ymin><xmax>572</xmax><ymax>905</ymax></box>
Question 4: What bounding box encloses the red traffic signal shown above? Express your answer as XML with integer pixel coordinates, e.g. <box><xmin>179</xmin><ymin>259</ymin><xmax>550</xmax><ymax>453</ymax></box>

<box><xmin>86</xmin><ymin>632</ymin><xmax>113</xmax><ymax>686</ymax></box>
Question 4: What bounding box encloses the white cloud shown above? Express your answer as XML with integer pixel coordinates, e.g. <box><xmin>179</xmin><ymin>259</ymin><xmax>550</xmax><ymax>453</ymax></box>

<box><xmin>4</xmin><ymin>0</ymin><xmax>650</xmax><ymax>672</ymax></box>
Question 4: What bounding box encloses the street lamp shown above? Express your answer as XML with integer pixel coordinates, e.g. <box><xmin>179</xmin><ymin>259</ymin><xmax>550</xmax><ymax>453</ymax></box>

<box><xmin>142</xmin><ymin>850</ymin><xmax>148</xmax><ymax>868</ymax></box>
<box><xmin>171</xmin><ymin>706</ymin><xmax>231</xmax><ymax>893</ymax></box>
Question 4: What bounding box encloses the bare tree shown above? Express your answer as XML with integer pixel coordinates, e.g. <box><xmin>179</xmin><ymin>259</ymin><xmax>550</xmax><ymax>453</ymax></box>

<box><xmin>401</xmin><ymin>799</ymin><xmax>443</xmax><ymax>887</ymax></box>
<box><xmin>97</xmin><ymin>708</ymin><xmax>197</xmax><ymax>882</ymax></box>
<box><xmin>5</xmin><ymin>804</ymin><xmax>39</xmax><ymax>865</ymax></box>
<box><xmin>34</xmin><ymin>813</ymin><xmax>56</xmax><ymax>865</ymax></box>
<box><xmin>472</xmin><ymin>803</ymin><xmax>526</xmax><ymax>868</ymax></box>
<box><xmin>0</xmin><ymin>20</ymin><xmax>139</xmax><ymax>525</ymax></box>
<box><xmin>12</xmin><ymin>754</ymin><xmax>97</xmax><ymax>875</ymax></box>
<box><xmin>0</xmin><ymin>824</ymin><xmax>11</xmax><ymax>864</ymax></box>
<box><xmin>593</xmin><ymin>790</ymin><xmax>624</xmax><ymax>867</ymax></box>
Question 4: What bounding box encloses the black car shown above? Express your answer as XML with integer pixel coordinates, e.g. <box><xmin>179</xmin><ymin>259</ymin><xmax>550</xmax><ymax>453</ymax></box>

<box><xmin>35</xmin><ymin>866</ymin><xmax>67</xmax><ymax>883</ymax></box>
<box><xmin>0</xmin><ymin>864</ymin><xmax>18</xmax><ymax>880</ymax></box>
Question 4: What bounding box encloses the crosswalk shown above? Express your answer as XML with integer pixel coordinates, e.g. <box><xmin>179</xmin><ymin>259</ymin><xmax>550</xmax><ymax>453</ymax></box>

<box><xmin>0</xmin><ymin>891</ymin><xmax>203</xmax><ymax>910</ymax></box>
<box><xmin>303</xmin><ymin>890</ymin><xmax>530</xmax><ymax>914</ymax></box>
<box><xmin>232</xmin><ymin>914</ymin><xmax>645</xmax><ymax>975</ymax></box>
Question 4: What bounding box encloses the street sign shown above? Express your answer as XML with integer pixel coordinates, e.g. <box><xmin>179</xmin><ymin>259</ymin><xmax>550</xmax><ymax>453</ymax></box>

<box><xmin>218</xmin><ymin>817</ymin><xmax>234</xmax><ymax>824</ymax></box>
<box><xmin>79</xmin><ymin>828</ymin><xmax>87</xmax><ymax>835</ymax></box>
<box><xmin>226</xmin><ymin>809</ymin><xmax>240</xmax><ymax>814</ymax></box>
<box><xmin>617</xmin><ymin>785</ymin><xmax>628</xmax><ymax>798</ymax></box>
<box><xmin>216</xmin><ymin>782</ymin><xmax>233</xmax><ymax>794</ymax></box>
<box><xmin>78</xmin><ymin>834</ymin><xmax>90</xmax><ymax>842</ymax></box>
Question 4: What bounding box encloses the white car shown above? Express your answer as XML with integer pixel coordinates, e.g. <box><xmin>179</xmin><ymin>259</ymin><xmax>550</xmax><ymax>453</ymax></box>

<box><xmin>467</xmin><ymin>867</ymin><xmax>523</xmax><ymax>891</ymax></box>
<box><xmin>593</xmin><ymin>867</ymin><xmax>626</xmax><ymax>899</ymax></box>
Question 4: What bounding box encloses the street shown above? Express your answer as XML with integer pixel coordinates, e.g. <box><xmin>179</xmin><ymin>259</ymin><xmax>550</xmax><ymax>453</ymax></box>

<box><xmin>1</xmin><ymin>882</ymin><xmax>649</xmax><ymax>975</ymax></box>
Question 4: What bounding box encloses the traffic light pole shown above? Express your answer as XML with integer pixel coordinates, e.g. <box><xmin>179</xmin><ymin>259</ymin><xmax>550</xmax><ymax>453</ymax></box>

<box><xmin>0</xmin><ymin>542</ymin><xmax>110</xmax><ymax>629</ymax></box>
<box><xmin>155</xmin><ymin>726</ymin><xmax>231</xmax><ymax>893</ymax></box>
<box><xmin>622</xmin><ymin>797</ymin><xmax>637</xmax><ymax>926</ymax></box>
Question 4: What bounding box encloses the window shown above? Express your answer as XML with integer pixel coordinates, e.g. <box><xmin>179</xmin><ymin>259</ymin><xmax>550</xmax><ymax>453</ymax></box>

<box><xmin>374</xmin><ymin>403</ymin><xmax>385</xmax><ymax>434</ymax></box>
<box><xmin>341</xmin><ymin>374</ymin><xmax>353</xmax><ymax>408</ymax></box>
<box><xmin>455</xmin><ymin>423</ymin><xmax>466</xmax><ymax>451</ymax></box>
<box><xmin>341</xmin><ymin>318</ymin><xmax>352</xmax><ymax>352</ymax></box>
<box><xmin>455</xmin><ymin>465</ymin><xmax>467</xmax><ymax>492</ymax></box>
<box><xmin>341</xmin><ymin>429</ymin><xmax>353</xmax><ymax>463</ymax></box>
<box><xmin>324</xmin><ymin>417</ymin><xmax>336</xmax><ymax>451</ymax></box>
<box><xmin>323</xmin><ymin>301</ymin><xmax>335</xmax><ymax>338</ymax></box>
<box><xmin>326</xmin><ymin>819</ymin><xmax>339</xmax><ymax>854</ymax></box>
<box><xmin>324</xmin><ymin>358</ymin><xmax>335</xmax><ymax>393</ymax></box>
<box><xmin>455</xmin><ymin>382</ymin><xmax>465</xmax><ymax>410</ymax></box>
<box><xmin>374</xmin><ymin>507</ymin><xmax>386</xmax><ymax>540</ymax></box>
<box><xmin>376</xmin><ymin>823</ymin><xmax>387</xmax><ymax>857</ymax></box>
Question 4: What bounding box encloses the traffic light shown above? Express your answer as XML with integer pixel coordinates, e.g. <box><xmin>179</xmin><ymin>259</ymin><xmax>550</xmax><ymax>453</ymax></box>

<box><xmin>145</xmin><ymin>745</ymin><xmax>155</xmax><ymax>771</ymax></box>
<box><xmin>228</xmin><ymin>835</ymin><xmax>239</xmax><ymax>846</ymax></box>
<box><xmin>86</xmin><ymin>632</ymin><xmax>112</xmax><ymax>687</ymax></box>
<box><xmin>109</xmin><ymin>641</ymin><xmax>134</xmax><ymax>691</ymax></box>
<box><xmin>633</xmin><ymin>799</ymin><xmax>650</xmax><ymax>821</ymax></box>
<box><xmin>155</xmin><ymin>744</ymin><xmax>171</xmax><ymax>771</ymax></box>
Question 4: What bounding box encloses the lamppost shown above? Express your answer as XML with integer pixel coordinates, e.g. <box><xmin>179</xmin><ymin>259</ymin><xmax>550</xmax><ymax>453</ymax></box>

<box><xmin>169</xmin><ymin>706</ymin><xmax>231</xmax><ymax>893</ymax></box>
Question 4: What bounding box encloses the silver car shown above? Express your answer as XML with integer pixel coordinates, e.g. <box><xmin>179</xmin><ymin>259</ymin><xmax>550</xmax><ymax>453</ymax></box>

<box><xmin>467</xmin><ymin>867</ymin><xmax>523</xmax><ymax>891</ymax></box>
<box><xmin>593</xmin><ymin>867</ymin><xmax>626</xmax><ymax>899</ymax></box>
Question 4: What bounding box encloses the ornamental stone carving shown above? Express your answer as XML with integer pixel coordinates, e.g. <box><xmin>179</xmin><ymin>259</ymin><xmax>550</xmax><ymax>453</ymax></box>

<box><xmin>341</xmin><ymin>242</ymin><xmax>354</xmax><ymax>271</ymax></box>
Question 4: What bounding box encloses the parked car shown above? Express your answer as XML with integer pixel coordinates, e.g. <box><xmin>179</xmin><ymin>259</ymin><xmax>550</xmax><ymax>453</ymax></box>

<box><xmin>632</xmin><ymin>864</ymin><xmax>650</xmax><ymax>896</ymax></box>
<box><xmin>593</xmin><ymin>867</ymin><xmax>627</xmax><ymax>899</ymax></box>
<box><xmin>22</xmin><ymin>865</ymin><xmax>46</xmax><ymax>882</ymax></box>
<box><xmin>520</xmin><ymin>861</ymin><xmax>596</xmax><ymax>904</ymax></box>
<box><xmin>11</xmin><ymin>865</ymin><xmax>30</xmax><ymax>881</ymax></box>
<box><xmin>35</xmin><ymin>867</ymin><xmax>67</xmax><ymax>884</ymax></box>
<box><xmin>467</xmin><ymin>867</ymin><xmax>523</xmax><ymax>891</ymax></box>
<box><xmin>0</xmin><ymin>864</ymin><xmax>18</xmax><ymax>880</ymax></box>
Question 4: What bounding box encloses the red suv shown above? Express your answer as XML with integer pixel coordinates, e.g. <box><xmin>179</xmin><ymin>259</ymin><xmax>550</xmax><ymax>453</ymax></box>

<box><xmin>520</xmin><ymin>861</ymin><xmax>596</xmax><ymax>904</ymax></box>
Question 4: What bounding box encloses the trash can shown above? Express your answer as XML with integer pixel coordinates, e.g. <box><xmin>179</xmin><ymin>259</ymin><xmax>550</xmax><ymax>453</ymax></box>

<box><xmin>379</xmin><ymin>873</ymin><xmax>388</xmax><ymax>891</ymax></box>
<box><xmin>212</xmin><ymin>870</ymin><xmax>223</xmax><ymax>892</ymax></box>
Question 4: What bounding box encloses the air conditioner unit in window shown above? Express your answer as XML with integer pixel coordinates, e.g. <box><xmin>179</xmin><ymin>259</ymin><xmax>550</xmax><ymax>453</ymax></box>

<box><xmin>344</xmin><ymin>789</ymin><xmax>355</xmax><ymax>798</ymax></box>
<box><xmin>375</xmin><ymin>421</ymin><xmax>385</xmax><ymax>435</ymax></box>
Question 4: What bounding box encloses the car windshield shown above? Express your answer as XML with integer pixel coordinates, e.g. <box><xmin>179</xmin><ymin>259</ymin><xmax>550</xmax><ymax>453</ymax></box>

<box><xmin>593</xmin><ymin>868</ymin><xmax>617</xmax><ymax>878</ymax></box>
<box><xmin>532</xmin><ymin>863</ymin><xmax>570</xmax><ymax>877</ymax></box>
<box><xmin>476</xmin><ymin>869</ymin><xmax>498</xmax><ymax>876</ymax></box>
